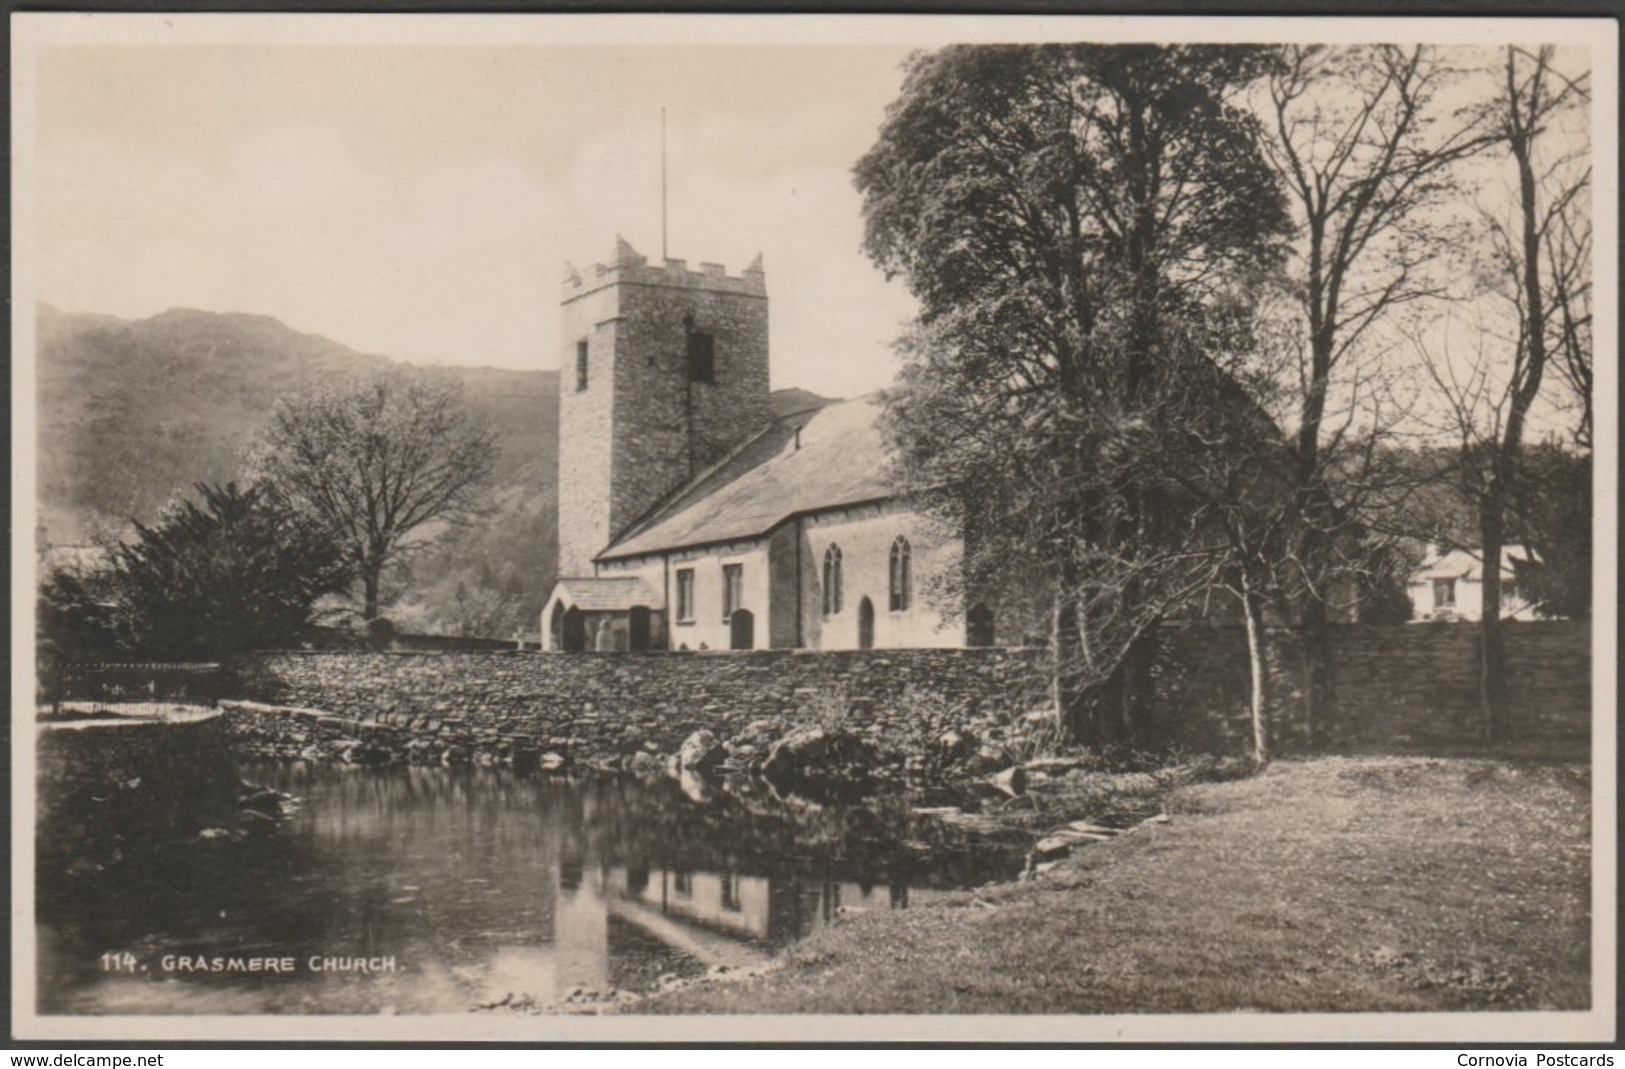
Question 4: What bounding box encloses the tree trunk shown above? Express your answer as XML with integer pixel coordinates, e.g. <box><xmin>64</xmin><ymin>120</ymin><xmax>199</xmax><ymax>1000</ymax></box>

<box><xmin>1241</xmin><ymin>571</ymin><xmax>1272</xmax><ymax>766</ymax></box>
<box><xmin>1051</xmin><ymin>581</ymin><xmax>1081</xmax><ymax>741</ymax></box>
<box><xmin>1299</xmin><ymin>589</ymin><xmax>1330</xmax><ymax>747</ymax></box>
<box><xmin>1479</xmin><ymin>498</ymin><xmax>1509</xmax><ymax>744</ymax></box>
<box><xmin>1119</xmin><ymin>625</ymin><xmax>1160</xmax><ymax>747</ymax></box>
<box><xmin>362</xmin><ymin>565</ymin><xmax>382</xmax><ymax>623</ymax></box>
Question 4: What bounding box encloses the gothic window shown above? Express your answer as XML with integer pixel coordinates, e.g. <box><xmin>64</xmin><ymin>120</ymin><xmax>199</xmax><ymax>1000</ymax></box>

<box><xmin>685</xmin><ymin>315</ymin><xmax>716</xmax><ymax>383</ymax></box>
<box><xmin>822</xmin><ymin>544</ymin><xmax>843</xmax><ymax>616</ymax></box>
<box><xmin>723</xmin><ymin>563</ymin><xmax>743</xmax><ymax>621</ymax></box>
<box><xmin>575</xmin><ymin>339</ymin><xmax>589</xmax><ymax>391</ymax></box>
<box><xmin>676</xmin><ymin>568</ymin><xmax>695</xmax><ymax>623</ymax></box>
<box><xmin>889</xmin><ymin>536</ymin><xmax>911</xmax><ymax>612</ymax></box>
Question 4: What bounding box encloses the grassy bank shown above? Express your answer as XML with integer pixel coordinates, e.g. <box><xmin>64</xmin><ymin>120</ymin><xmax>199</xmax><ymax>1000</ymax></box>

<box><xmin>632</xmin><ymin>756</ymin><xmax>1591</xmax><ymax>1014</ymax></box>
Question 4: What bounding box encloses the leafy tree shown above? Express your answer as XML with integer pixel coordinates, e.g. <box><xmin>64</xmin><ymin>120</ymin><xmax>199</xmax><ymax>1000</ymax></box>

<box><xmin>252</xmin><ymin>367</ymin><xmax>499</xmax><ymax>622</ymax></box>
<box><xmin>856</xmin><ymin>44</ymin><xmax>1293</xmax><ymax>747</ymax></box>
<box><xmin>38</xmin><ymin>482</ymin><xmax>350</xmax><ymax>661</ymax></box>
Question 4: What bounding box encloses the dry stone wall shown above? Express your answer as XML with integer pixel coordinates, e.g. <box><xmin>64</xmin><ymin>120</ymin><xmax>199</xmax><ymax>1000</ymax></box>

<box><xmin>225</xmin><ymin>621</ymin><xmax>1591</xmax><ymax>766</ymax></box>
<box><xmin>226</xmin><ymin>648</ymin><xmax>1050</xmax><ymax>767</ymax></box>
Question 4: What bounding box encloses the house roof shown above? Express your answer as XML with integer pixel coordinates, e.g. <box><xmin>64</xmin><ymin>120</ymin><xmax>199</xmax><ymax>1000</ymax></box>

<box><xmin>601</xmin><ymin>395</ymin><xmax>896</xmax><ymax>560</ymax></box>
<box><xmin>549</xmin><ymin>576</ymin><xmax>660</xmax><ymax>611</ymax></box>
<box><xmin>1411</xmin><ymin>545</ymin><xmax>1540</xmax><ymax>582</ymax></box>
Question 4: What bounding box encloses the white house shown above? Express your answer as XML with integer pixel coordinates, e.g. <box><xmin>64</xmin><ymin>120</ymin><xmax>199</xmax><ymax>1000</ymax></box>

<box><xmin>1407</xmin><ymin>544</ymin><xmax>1543</xmax><ymax>622</ymax></box>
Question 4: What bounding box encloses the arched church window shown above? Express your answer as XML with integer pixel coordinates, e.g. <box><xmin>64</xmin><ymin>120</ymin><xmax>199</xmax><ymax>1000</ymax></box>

<box><xmin>822</xmin><ymin>544</ymin><xmax>843</xmax><ymax>616</ymax></box>
<box><xmin>889</xmin><ymin>536</ymin><xmax>911</xmax><ymax>612</ymax></box>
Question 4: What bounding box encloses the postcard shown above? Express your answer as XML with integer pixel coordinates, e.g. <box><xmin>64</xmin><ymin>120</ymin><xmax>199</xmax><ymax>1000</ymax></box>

<box><xmin>11</xmin><ymin>12</ymin><xmax>1617</xmax><ymax>1044</ymax></box>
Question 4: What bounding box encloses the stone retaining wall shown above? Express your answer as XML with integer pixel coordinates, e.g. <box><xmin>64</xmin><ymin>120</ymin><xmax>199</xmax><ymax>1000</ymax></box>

<box><xmin>227</xmin><ymin>648</ymin><xmax>1050</xmax><ymax>767</ymax></box>
<box><xmin>225</xmin><ymin>621</ymin><xmax>1591</xmax><ymax>765</ymax></box>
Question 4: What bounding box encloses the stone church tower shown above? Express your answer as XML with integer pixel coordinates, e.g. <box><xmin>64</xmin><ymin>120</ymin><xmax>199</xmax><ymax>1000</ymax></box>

<box><xmin>557</xmin><ymin>237</ymin><xmax>771</xmax><ymax>577</ymax></box>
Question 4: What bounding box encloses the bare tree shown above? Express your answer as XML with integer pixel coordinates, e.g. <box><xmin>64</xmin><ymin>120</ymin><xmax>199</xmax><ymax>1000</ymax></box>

<box><xmin>1416</xmin><ymin>46</ymin><xmax>1590</xmax><ymax>742</ymax></box>
<box><xmin>253</xmin><ymin>367</ymin><xmax>499</xmax><ymax>622</ymax></box>
<box><xmin>1262</xmin><ymin>44</ymin><xmax>1491</xmax><ymax>738</ymax></box>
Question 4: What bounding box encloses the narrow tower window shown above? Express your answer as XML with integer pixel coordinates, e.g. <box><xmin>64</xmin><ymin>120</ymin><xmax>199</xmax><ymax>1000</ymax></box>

<box><xmin>575</xmin><ymin>339</ymin><xmax>589</xmax><ymax>391</ymax></box>
<box><xmin>685</xmin><ymin>315</ymin><xmax>715</xmax><ymax>383</ymax></box>
<box><xmin>889</xmin><ymin>536</ymin><xmax>911</xmax><ymax>612</ymax></box>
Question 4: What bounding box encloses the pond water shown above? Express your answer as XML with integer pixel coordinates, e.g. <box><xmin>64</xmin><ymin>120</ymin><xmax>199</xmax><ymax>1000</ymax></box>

<box><xmin>38</xmin><ymin>761</ymin><xmax>1023</xmax><ymax>1015</ymax></box>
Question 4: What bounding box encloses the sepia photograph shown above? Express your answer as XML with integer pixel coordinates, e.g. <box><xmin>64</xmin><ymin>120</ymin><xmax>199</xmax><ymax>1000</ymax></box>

<box><xmin>9</xmin><ymin>13</ymin><xmax>1616</xmax><ymax>1044</ymax></box>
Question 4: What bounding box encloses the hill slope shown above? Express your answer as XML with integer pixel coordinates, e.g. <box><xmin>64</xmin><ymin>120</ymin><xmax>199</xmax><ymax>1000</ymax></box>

<box><xmin>35</xmin><ymin>304</ymin><xmax>837</xmax><ymax>636</ymax></box>
<box><xmin>35</xmin><ymin>303</ymin><xmax>560</xmax><ymax>633</ymax></box>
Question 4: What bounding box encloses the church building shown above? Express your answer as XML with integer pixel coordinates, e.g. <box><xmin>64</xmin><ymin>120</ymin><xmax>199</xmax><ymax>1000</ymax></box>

<box><xmin>539</xmin><ymin>238</ymin><xmax>987</xmax><ymax>653</ymax></box>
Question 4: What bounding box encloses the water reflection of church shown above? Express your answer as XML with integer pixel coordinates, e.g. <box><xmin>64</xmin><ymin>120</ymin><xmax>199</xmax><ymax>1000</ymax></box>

<box><xmin>601</xmin><ymin>863</ymin><xmax>928</xmax><ymax>947</ymax></box>
<box><xmin>515</xmin><ymin>856</ymin><xmax>942</xmax><ymax>999</ymax></box>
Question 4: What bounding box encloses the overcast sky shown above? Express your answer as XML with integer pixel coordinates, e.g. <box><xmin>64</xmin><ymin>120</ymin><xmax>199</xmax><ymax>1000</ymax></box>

<box><xmin>29</xmin><ymin>39</ymin><xmax>920</xmax><ymax>396</ymax></box>
<box><xmin>19</xmin><ymin>16</ymin><xmax>1614</xmax><ymax>405</ymax></box>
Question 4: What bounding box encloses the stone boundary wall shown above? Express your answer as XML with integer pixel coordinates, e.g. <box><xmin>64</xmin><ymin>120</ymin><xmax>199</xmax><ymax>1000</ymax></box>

<box><xmin>225</xmin><ymin>621</ymin><xmax>1590</xmax><ymax>764</ymax></box>
<box><xmin>1156</xmin><ymin>620</ymin><xmax>1592</xmax><ymax>751</ymax></box>
<box><xmin>227</xmin><ymin>648</ymin><xmax>1051</xmax><ymax>767</ymax></box>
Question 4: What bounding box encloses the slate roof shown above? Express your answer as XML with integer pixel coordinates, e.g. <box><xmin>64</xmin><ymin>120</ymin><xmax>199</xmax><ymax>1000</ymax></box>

<box><xmin>1411</xmin><ymin>545</ymin><xmax>1540</xmax><ymax>582</ymax></box>
<box><xmin>550</xmin><ymin>576</ymin><xmax>660</xmax><ymax>611</ymax></box>
<box><xmin>601</xmin><ymin>395</ymin><xmax>895</xmax><ymax>560</ymax></box>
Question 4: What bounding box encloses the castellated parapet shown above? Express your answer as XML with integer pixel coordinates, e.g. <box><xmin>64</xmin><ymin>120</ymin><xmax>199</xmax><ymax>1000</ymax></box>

<box><xmin>561</xmin><ymin>237</ymin><xmax>767</xmax><ymax>302</ymax></box>
<box><xmin>557</xmin><ymin>236</ymin><xmax>772</xmax><ymax>578</ymax></box>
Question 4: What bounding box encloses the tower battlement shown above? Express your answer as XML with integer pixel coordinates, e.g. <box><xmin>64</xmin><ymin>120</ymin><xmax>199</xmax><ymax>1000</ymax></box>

<box><xmin>556</xmin><ymin>234</ymin><xmax>772</xmax><ymax>578</ymax></box>
<box><xmin>562</xmin><ymin>237</ymin><xmax>765</xmax><ymax>301</ymax></box>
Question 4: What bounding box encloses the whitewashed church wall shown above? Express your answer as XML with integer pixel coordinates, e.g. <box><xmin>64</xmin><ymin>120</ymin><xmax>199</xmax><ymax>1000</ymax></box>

<box><xmin>800</xmin><ymin>505</ymin><xmax>965</xmax><ymax>650</ymax></box>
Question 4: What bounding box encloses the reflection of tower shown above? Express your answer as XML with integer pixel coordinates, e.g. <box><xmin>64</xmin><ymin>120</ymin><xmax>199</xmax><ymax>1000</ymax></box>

<box><xmin>556</xmin><ymin>239</ymin><xmax>771</xmax><ymax>577</ymax></box>
<box><xmin>552</xmin><ymin>858</ymin><xmax>609</xmax><ymax>993</ymax></box>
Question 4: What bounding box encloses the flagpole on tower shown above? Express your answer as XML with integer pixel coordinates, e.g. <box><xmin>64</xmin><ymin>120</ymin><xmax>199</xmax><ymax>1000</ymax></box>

<box><xmin>661</xmin><ymin>107</ymin><xmax>668</xmax><ymax>261</ymax></box>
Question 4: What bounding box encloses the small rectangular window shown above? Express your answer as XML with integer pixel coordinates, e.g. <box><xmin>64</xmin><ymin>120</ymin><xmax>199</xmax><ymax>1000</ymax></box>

<box><xmin>1433</xmin><ymin>578</ymin><xmax>1456</xmax><ymax>609</ymax></box>
<box><xmin>687</xmin><ymin>330</ymin><xmax>715</xmax><ymax>383</ymax></box>
<box><xmin>723</xmin><ymin>563</ymin><xmax>743</xmax><ymax>621</ymax></box>
<box><xmin>676</xmin><ymin>568</ymin><xmax>695</xmax><ymax>623</ymax></box>
<box><xmin>575</xmin><ymin>340</ymin><xmax>589</xmax><ymax>391</ymax></box>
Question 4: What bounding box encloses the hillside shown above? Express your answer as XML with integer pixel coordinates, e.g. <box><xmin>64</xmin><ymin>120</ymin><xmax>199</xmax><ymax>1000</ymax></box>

<box><xmin>35</xmin><ymin>304</ymin><xmax>838</xmax><ymax>637</ymax></box>
<box><xmin>35</xmin><ymin>303</ymin><xmax>561</xmax><ymax>634</ymax></box>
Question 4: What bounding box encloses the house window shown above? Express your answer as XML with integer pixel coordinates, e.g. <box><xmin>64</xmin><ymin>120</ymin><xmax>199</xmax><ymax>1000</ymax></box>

<box><xmin>723</xmin><ymin>563</ymin><xmax>743</xmax><ymax>621</ymax></box>
<box><xmin>673</xmin><ymin>870</ymin><xmax>692</xmax><ymax>898</ymax></box>
<box><xmin>889</xmin><ymin>536</ymin><xmax>911</xmax><ymax>612</ymax></box>
<box><xmin>687</xmin><ymin>323</ymin><xmax>715</xmax><ymax>383</ymax></box>
<box><xmin>822</xmin><ymin>544</ymin><xmax>843</xmax><ymax>615</ymax></box>
<box><xmin>676</xmin><ymin>568</ymin><xmax>695</xmax><ymax>623</ymax></box>
<box><xmin>575</xmin><ymin>339</ymin><xmax>589</xmax><ymax>391</ymax></box>
<box><xmin>1433</xmin><ymin>578</ymin><xmax>1456</xmax><ymax>610</ymax></box>
<box><xmin>720</xmin><ymin>872</ymin><xmax>741</xmax><ymax>913</ymax></box>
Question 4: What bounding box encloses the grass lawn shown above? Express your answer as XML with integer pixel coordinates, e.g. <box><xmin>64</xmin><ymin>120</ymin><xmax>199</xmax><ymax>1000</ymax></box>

<box><xmin>630</xmin><ymin>756</ymin><xmax>1591</xmax><ymax>1015</ymax></box>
